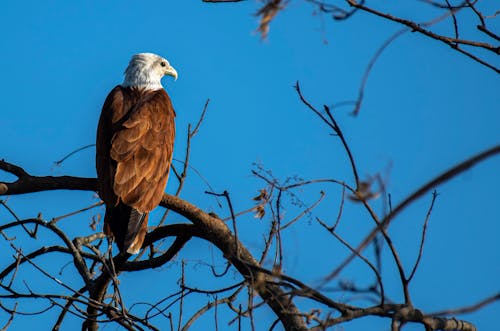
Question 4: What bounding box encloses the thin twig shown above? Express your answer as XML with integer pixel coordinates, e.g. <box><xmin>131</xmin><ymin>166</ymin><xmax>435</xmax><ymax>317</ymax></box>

<box><xmin>407</xmin><ymin>190</ymin><xmax>438</xmax><ymax>283</ymax></box>
<box><xmin>54</xmin><ymin>144</ymin><xmax>95</xmax><ymax>166</ymax></box>
<box><xmin>205</xmin><ymin>190</ymin><xmax>239</xmax><ymax>258</ymax></box>
<box><xmin>444</xmin><ymin>0</ymin><xmax>459</xmax><ymax>44</ymax></box>
<box><xmin>431</xmin><ymin>292</ymin><xmax>500</xmax><ymax>316</ymax></box>
<box><xmin>280</xmin><ymin>191</ymin><xmax>325</xmax><ymax>230</ymax></box>
<box><xmin>352</xmin><ymin>28</ymin><xmax>407</xmax><ymax>116</ymax></box>
<box><xmin>51</xmin><ymin>201</ymin><xmax>103</xmax><ymax>224</ymax></box>
<box><xmin>332</xmin><ymin>186</ymin><xmax>346</xmax><ymax>231</ymax></box>
<box><xmin>323</xmin><ymin>105</ymin><xmax>360</xmax><ymax>187</ymax></box>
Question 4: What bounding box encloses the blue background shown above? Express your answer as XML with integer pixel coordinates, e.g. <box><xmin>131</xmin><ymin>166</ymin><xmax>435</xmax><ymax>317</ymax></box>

<box><xmin>1</xmin><ymin>1</ymin><xmax>499</xmax><ymax>330</ymax></box>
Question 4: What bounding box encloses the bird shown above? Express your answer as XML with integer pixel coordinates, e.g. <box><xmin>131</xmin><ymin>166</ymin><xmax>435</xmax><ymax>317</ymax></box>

<box><xmin>96</xmin><ymin>53</ymin><xmax>177</xmax><ymax>254</ymax></box>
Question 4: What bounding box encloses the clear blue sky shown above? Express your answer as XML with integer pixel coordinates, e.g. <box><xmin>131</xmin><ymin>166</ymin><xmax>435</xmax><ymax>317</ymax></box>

<box><xmin>1</xmin><ymin>1</ymin><xmax>499</xmax><ymax>330</ymax></box>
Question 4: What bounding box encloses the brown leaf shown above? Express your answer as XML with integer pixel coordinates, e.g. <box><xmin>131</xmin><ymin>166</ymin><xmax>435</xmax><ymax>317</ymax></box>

<box><xmin>255</xmin><ymin>0</ymin><xmax>286</xmax><ymax>39</ymax></box>
<box><xmin>254</xmin><ymin>205</ymin><xmax>266</xmax><ymax>219</ymax></box>
<box><xmin>252</xmin><ymin>189</ymin><xmax>269</xmax><ymax>219</ymax></box>
<box><xmin>348</xmin><ymin>180</ymin><xmax>381</xmax><ymax>202</ymax></box>
<box><xmin>252</xmin><ymin>188</ymin><xmax>268</xmax><ymax>201</ymax></box>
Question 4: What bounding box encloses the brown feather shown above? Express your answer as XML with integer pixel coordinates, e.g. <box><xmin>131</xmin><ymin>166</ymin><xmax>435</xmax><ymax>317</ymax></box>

<box><xmin>114</xmin><ymin>160</ymin><xmax>137</xmax><ymax>185</ymax></box>
<box><xmin>96</xmin><ymin>86</ymin><xmax>175</xmax><ymax>253</ymax></box>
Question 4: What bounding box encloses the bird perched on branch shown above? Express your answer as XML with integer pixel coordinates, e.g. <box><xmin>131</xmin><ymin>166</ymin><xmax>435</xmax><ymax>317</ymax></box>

<box><xmin>96</xmin><ymin>53</ymin><xmax>177</xmax><ymax>254</ymax></box>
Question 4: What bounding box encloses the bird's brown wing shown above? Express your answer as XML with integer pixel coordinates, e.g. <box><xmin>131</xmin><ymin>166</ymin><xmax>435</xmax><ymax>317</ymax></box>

<box><xmin>98</xmin><ymin>89</ymin><xmax>175</xmax><ymax>212</ymax></box>
<box><xmin>110</xmin><ymin>88</ymin><xmax>175</xmax><ymax>212</ymax></box>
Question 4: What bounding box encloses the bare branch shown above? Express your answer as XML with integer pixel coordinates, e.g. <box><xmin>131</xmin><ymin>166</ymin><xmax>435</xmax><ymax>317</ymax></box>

<box><xmin>353</xmin><ymin>28</ymin><xmax>407</xmax><ymax>116</ymax></box>
<box><xmin>344</xmin><ymin>0</ymin><xmax>499</xmax><ymax>73</ymax></box>
<box><xmin>431</xmin><ymin>292</ymin><xmax>500</xmax><ymax>316</ymax></box>
<box><xmin>0</xmin><ymin>159</ymin><xmax>29</xmax><ymax>178</ymax></box>
<box><xmin>53</xmin><ymin>144</ymin><xmax>95</xmax><ymax>167</ymax></box>
<box><xmin>2</xmin><ymin>147</ymin><xmax>493</xmax><ymax>330</ymax></box>
<box><xmin>329</xmin><ymin>145</ymin><xmax>500</xmax><ymax>280</ymax></box>
<box><xmin>407</xmin><ymin>190</ymin><xmax>438</xmax><ymax>283</ymax></box>
<box><xmin>295</xmin><ymin>82</ymin><xmax>360</xmax><ymax>187</ymax></box>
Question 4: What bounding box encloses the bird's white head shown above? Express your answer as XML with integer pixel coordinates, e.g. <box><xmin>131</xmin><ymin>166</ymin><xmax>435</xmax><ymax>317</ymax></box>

<box><xmin>122</xmin><ymin>53</ymin><xmax>178</xmax><ymax>90</ymax></box>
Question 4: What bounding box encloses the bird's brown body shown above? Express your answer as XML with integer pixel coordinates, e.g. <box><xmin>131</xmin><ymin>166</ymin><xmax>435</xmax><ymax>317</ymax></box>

<box><xmin>96</xmin><ymin>85</ymin><xmax>175</xmax><ymax>254</ymax></box>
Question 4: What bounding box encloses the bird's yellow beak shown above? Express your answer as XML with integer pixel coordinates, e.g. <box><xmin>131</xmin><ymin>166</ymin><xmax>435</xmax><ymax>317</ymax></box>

<box><xmin>165</xmin><ymin>66</ymin><xmax>178</xmax><ymax>81</ymax></box>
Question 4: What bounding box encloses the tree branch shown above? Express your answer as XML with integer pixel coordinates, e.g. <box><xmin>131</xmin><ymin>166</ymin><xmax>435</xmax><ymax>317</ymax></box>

<box><xmin>1</xmin><ymin>158</ymin><xmax>490</xmax><ymax>330</ymax></box>
<box><xmin>0</xmin><ymin>162</ymin><xmax>308</xmax><ymax>330</ymax></box>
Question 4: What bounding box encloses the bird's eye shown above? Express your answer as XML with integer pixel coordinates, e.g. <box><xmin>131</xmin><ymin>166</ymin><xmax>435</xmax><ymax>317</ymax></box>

<box><xmin>160</xmin><ymin>61</ymin><xmax>166</xmax><ymax>67</ymax></box>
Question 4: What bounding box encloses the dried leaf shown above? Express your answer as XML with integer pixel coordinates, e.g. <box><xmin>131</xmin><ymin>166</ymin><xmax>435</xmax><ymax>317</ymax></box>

<box><xmin>252</xmin><ymin>189</ymin><xmax>269</xmax><ymax>219</ymax></box>
<box><xmin>255</xmin><ymin>0</ymin><xmax>286</xmax><ymax>39</ymax></box>
<box><xmin>254</xmin><ymin>205</ymin><xmax>266</xmax><ymax>219</ymax></box>
<box><xmin>252</xmin><ymin>188</ymin><xmax>268</xmax><ymax>201</ymax></box>
<box><xmin>348</xmin><ymin>180</ymin><xmax>381</xmax><ymax>202</ymax></box>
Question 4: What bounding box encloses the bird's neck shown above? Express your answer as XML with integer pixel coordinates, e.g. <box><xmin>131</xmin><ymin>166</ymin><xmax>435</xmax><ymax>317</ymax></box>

<box><xmin>122</xmin><ymin>68</ymin><xmax>163</xmax><ymax>90</ymax></box>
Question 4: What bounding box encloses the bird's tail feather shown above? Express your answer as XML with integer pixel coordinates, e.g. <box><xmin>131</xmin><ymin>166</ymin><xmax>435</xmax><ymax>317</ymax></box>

<box><xmin>104</xmin><ymin>204</ymin><xmax>148</xmax><ymax>254</ymax></box>
<box><xmin>124</xmin><ymin>209</ymin><xmax>148</xmax><ymax>254</ymax></box>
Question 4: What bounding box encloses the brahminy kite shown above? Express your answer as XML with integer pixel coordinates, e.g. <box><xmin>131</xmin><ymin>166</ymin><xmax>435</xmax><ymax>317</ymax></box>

<box><xmin>96</xmin><ymin>53</ymin><xmax>177</xmax><ymax>254</ymax></box>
